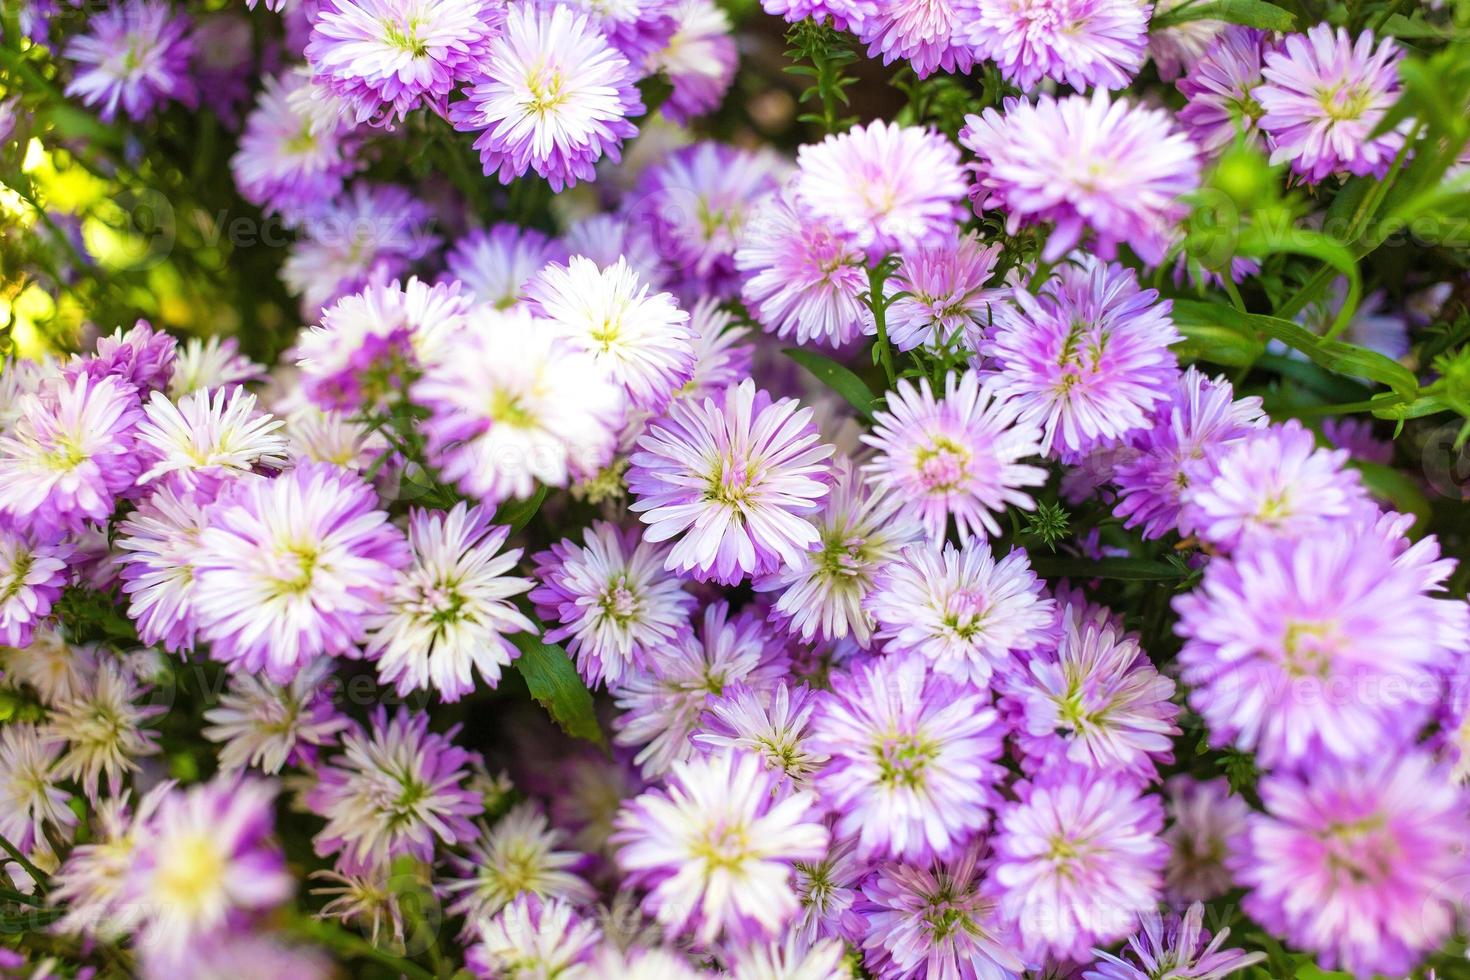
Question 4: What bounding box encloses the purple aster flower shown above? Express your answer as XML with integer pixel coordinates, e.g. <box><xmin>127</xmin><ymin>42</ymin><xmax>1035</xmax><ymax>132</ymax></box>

<box><xmin>1176</xmin><ymin>27</ymin><xmax>1271</xmax><ymax>153</ymax></box>
<box><xmin>858</xmin><ymin>846</ymin><xmax>1025</xmax><ymax>980</ymax></box>
<box><xmin>861</xmin><ymin>369</ymin><xmax>1047</xmax><ymax>544</ymax></box>
<box><xmin>126</xmin><ymin>777</ymin><xmax>293</xmax><ymax>963</ymax></box>
<box><xmin>990</xmin><ymin>766</ymin><xmax>1167</xmax><ymax>963</ymax></box>
<box><xmin>854</xmin><ymin>0</ymin><xmax>985</xmax><ymax>77</ymax></box>
<box><xmin>562</xmin><ymin>213</ymin><xmax>665</xmax><ymax>288</ymax></box>
<box><xmin>305</xmin><ymin>0</ymin><xmax>504</xmax><ymax>126</ymax></box>
<box><xmin>546</xmin><ymin>0</ymin><xmax>677</xmax><ymax>66</ymax></box>
<box><xmin>444</xmin><ymin>803</ymin><xmax>595</xmax><ymax>925</ymax></box>
<box><xmin>192</xmin><ymin>13</ymin><xmax>255</xmax><ymax>126</ymax></box>
<box><xmin>63</xmin><ymin>0</ymin><xmax>197</xmax><ymax>122</ymax></box>
<box><xmin>526</xmin><ymin>256</ymin><xmax>695</xmax><ymax>413</ymax></box>
<box><xmin>795</xmin><ymin>121</ymin><xmax>967</xmax><ymax>262</ymax></box>
<box><xmin>964</xmin><ymin>0</ymin><xmax>1148</xmax><ymax>92</ymax></box>
<box><xmin>627</xmin><ymin>379</ymin><xmax>834</xmax><ymax>585</ymax></box>
<box><xmin>202</xmin><ymin>658</ymin><xmax>351</xmax><ymax>773</ymax></box>
<box><xmin>1084</xmin><ymin>902</ymin><xmax>1265</xmax><ymax>980</ymax></box>
<box><xmin>115</xmin><ymin>485</ymin><xmax>213</xmax><ymax>653</ymax></box>
<box><xmin>1147</xmin><ymin>0</ymin><xmax>1226</xmax><ymax>81</ymax></box>
<box><xmin>0</xmin><ymin>374</ymin><xmax>142</xmax><ymax>543</ymax></box>
<box><xmin>413</xmin><ymin>304</ymin><xmax>624</xmax><ymax>505</ymax></box>
<box><xmin>793</xmin><ymin>834</ymin><xmax>870</xmax><ymax>946</ymax></box>
<box><xmin>1234</xmin><ymin>751</ymin><xmax>1469</xmax><ymax>976</ymax></box>
<box><xmin>1257</xmin><ymin>25</ymin><xmax>1404</xmax><ymax>183</ymax></box>
<box><xmin>692</xmin><ymin>682</ymin><xmax>827</xmax><ymax>787</ymax></box>
<box><xmin>809</xmin><ymin>655</ymin><xmax>1006</xmax><ymax>862</ymax></box>
<box><xmin>449</xmin><ymin>4</ymin><xmax>643</xmax><ymax>190</ymax></box>
<box><xmin>1161</xmin><ymin>776</ymin><xmax>1249</xmax><ymax>903</ymax></box>
<box><xmin>308</xmin><ymin>708</ymin><xmax>482</xmax><ymax>873</ymax></box>
<box><xmin>883</xmin><ymin>232</ymin><xmax>1002</xmax><ymax>352</ymax></box>
<box><xmin>467</xmin><ymin>895</ymin><xmax>602</xmax><ymax>980</ymax></box>
<box><xmin>1173</xmin><ymin>517</ymin><xmax>1464</xmax><ymax>768</ymax></box>
<box><xmin>613</xmin><ymin>749</ymin><xmax>829</xmax><ymax>946</ymax></box>
<box><xmin>68</xmin><ymin>320</ymin><xmax>177</xmax><ymax>394</ymax></box>
<box><xmin>682</xmin><ymin>297</ymin><xmax>754</xmax><ymax>401</ymax></box>
<box><xmin>192</xmin><ymin>463</ymin><xmax>410</xmax><ymax>682</ymax></box>
<box><xmin>1112</xmin><ymin>367</ymin><xmax>1265</xmax><ymax>539</ymax></box>
<box><xmin>1178</xmin><ymin>419</ymin><xmax>1372</xmax><ymax>551</ymax></box>
<box><xmin>0</xmin><ymin>529</ymin><xmax>68</xmax><ymax>649</ymax></box>
<box><xmin>866</xmin><ymin>539</ymin><xmax>1054</xmax><ymax>687</ymax></box>
<box><xmin>612</xmin><ymin>601</ymin><xmax>790</xmax><ymax>777</ymax></box>
<box><xmin>1320</xmin><ymin>415</ymin><xmax>1393</xmax><ymax>465</ymax></box>
<box><xmin>231</xmin><ymin>70</ymin><xmax>360</xmax><ymax>226</ymax></box>
<box><xmin>654</xmin><ymin>0</ymin><xmax>738</xmax><ymax>124</ymax></box>
<box><xmin>281</xmin><ymin>183</ymin><xmax>440</xmax><ymax>316</ymax></box>
<box><xmin>982</xmin><ymin>257</ymin><xmax>1181</xmax><ymax>458</ymax></box>
<box><xmin>762</xmin><ymin>0</ymin><xmax>875</xmax><ymax>31</ymax></box>
<box><xmin>962</xmin><ymin>91</ymin><xmax>1202</xmax><ymax>265</ymax></box>
<box><xmin>530</xmin><ymin>520</ymin><xmax>695</xmax><ymax>689</ymax></box>
<box><xmin>631</xmin><ymin>142</ymin><xmax>787</xmax><ymax>300</ymax></box>
<box><xmin>735</xmin><ymin>187</ymin><xmax>872</xmax><ymax>348</ymax></box>
<box><xmin>1000</xmin><ymin>608</ymin><xmax>1180</xmax><ymax>781</ymax></box>
<box><xmin>441</xmin><ymin>223</ymin><xmax>567</xmax><ymax>309</ymax></box>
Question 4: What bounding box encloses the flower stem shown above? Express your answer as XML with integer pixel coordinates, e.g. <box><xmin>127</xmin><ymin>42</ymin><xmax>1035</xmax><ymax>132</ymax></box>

<box><xmin>866</xmin><ymin>263</ymin><xmax>898</xmax><ymax>386</ymax></box>
<box><xmin>0</xmin><ymin>833</ymin><xmax>48</xmax><ymax>895</ymax></box>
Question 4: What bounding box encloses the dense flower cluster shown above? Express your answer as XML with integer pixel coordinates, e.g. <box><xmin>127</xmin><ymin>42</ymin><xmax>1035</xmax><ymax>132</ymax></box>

<box><xmin>3</xmin><ymin>0</ymin><xmax>1469</xmax><ymax>978</ymax></box>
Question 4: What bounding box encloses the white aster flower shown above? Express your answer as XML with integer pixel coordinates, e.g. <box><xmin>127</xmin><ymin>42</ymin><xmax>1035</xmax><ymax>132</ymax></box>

<box><xmin>0</xmin><ymin>722</ymin><xmax>77</xmax><ymax>852</ymax></box>
<box><xmin>202</xmin><ymin>658</ymin><xmax>351</xmax><ymax>773</ymax></box>
<box><xmin>168</xmin><ymin>336</ymin><xmax>265</xmax><ymax>398</ymax></box>
<box><xmin>134</xmin><ymin>387</ymin><xmax>288</xmax><ymax>492</ymax></box>
<box><xmin>44</xmin><ymin>659</ymin><xmax>163</xmax><ymax>800</ymax></box>
<box><xmin>445</xmin><ymin>803</ymin><xmax>596</xmax><ymax>925</ymax></box>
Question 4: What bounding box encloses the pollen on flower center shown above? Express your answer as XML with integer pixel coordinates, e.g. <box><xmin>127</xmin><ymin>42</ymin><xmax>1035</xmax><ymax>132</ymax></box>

<box><xmin>381</xmin><ymin>17</ymin><xmax>429</xmax><ymax>57</ymax></box>
<box><xmin>874</xmin><ymin>731</ymin><xmax>937</xmax><ymax>788</ymax></box>
<box><xmin>154</xmin><ymin>834</ymin><xmax>227</xmax><ymax>908</ymax></box>
<box><xmin>1316</xmin><ymin>83</ymin><xmax>1372</xmax><ymax>121</ymax></box>
<box><xmin>915</xmin><ymin>438</ymin><xmax>969</xmax><ymax>492</ymax></box>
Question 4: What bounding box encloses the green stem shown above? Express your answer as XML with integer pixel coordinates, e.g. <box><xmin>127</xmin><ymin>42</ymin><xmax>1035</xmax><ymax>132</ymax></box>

<box><xmin>866</xmin><ymin>264</ymin><xmax>897</xmax><ymax>387</ymax></box>
<box><xmin>0</xmin><ymin>833</ymin><xmax>48</xmax><ymax>894</ymax></box>
<box><xmin>0</xmin><ymin>887</ymin><xmax>41</xmax><ymax>907</ymax></box>
<box><xmin>288</xmin><ymin>913</ymin><xmax>436</xmax><ymax>980</ymax></box>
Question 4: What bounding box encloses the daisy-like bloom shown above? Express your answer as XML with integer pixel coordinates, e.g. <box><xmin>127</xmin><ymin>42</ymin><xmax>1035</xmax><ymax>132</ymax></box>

<box><xmin>729</xmin><ymin>935</ymin><xmax>854</xmax><ymax>980</ymax></box>
<box><xmin>202</xmin><ymin>659</ymin><xmax>351</xmax><ymax>773</ymax></box>
<box><xmin>311</xmin><ymin>863</ymin><xmax>417</xmax><ymax>948</ymax></box>
<box><xmin>449</xmin><ymin>4</ymin><xmax>644</xmax><ymax>190</ymax></box>
<box><xmin>127</xmin><ymin>777</ymin><xmax>294</xmax><ymax>963</ymax></box>
<box><xmin>692</xmin><ymin>682</ymin><xmax>828</xmax><ymax>787</ymax></box>
<box><xmin>1112</xmin><ymin>367</ymin><xmax>1265</xmax><ymax>539</ymax></box>
<box><xmin>530</xmin><ymin>521</ymin><xmax>694</xmax><ymax>690</ymax></box>
<box><xmin>963</xmin><ymin>0</ymin><xmax>1148</xmax><ymax>91</ymax></box>
<box><xmin>795</xmin><ymin>121</ymin><xmax>967</xmax><ymax>261</ymax></box>
<box><xmin>613</xmin><ymin>601</ymin><xmax>789</xmax><ymax>777</ymax></box>
<box><xmin>613</xmin><ymin>749</ymin><xmax>830</xmax><ymax>946</ymax></box>
<box><xmin>304</xmin><ymin>0</ymin><xmax>504</xmax><ymax>125</ymax></box>
<box><xmin>793</xmin><ymin>834</ymin><xmax>869</xmax><ymax>946</ymax></box>
<box><xmin>0</xmin><ymin>374</ymin><xmax>142</xmax><ymax>542</ymax></box>
<box><xmin>854</xmin><ymin>0</ymin><xmax>984</xmax><ymax>77</ymax></box>
<box><xmin>1176</xmin><ymin>27</ymin><xmax>1271</xmax><ymax>153</ymax></box>
<box><xmin>445</xmin><ymin>804</ymin><xmax>596</xmax><ymax>924</ymax></box>
<box><xmin>414</xmin><ymin>305</ymin><xmax>624</xmax><ymax>505</ymax></box>
<box><xmin>1173</xmin><ymin>517</ymin><xmax>1465</xmax><ymax>768</ymax></box>
<box><xmin>62</xmin><ymin>0</ymin><xmax>197</xmax><ymax>122</ymax></box>
<box><xmin>1001</xmin><ymin>610</ymin><xmax>1179</xmax><ymax>780</ymax></box>
<box><xmin>883</xmin><ymin>232</ymin><xmax>1002</xmax><ymax>352</ymax></box>
<box><xmin>133</xmin><ymin>387</ymin><xmax>288</xmax><ymax>495</ymax></box>
<box><xmin>442</xmin><ymin>223</ymin><xmax>567</xmax><ymax>309</ymax></box>
<box><xmin>861</xmin><ymin>369</ymin><xmax>1047</xmax><ymax>544</ymax></box>
<box><xmin>169</xmin><ymin>337</ymin><xmax>266</xmax><ymax>399</ymax></box>
<box><xmin>632</xmin><ymin>142</ymin><xmax>787</xmax><ymax>299</ymax></box>
<box><xmin>365</xmin><ymin>503</ymin><xmax>535</xmax><ymax>700</ymax></box>
<box><xmin>762</xmin><ymin>0</ymin><xmax>875</xmax><ymax>29</ymax></box>
<box><xmin>44</xmin><ymin>660</ymin><xmax>163</xmax><ymax>800</ymax></box>
<box><xmin>0</xmin><ymin>529</ymin><xmax>68</xmax><ymax>648</ymax></box>
<box><xmin>280</xmin><ymin>183</ymin><xmax>440</xmax><ymax>317</ymax></box>
<box><xmin>191</xmin><ymin>463</ymin><xmax>410</xmax><ymax>682</ymax></box>
<box><xmin>857</xmin><ymin>847</ymin><xmax>1025</xmax><ymax>980</ymax></box>
<box><xmin>552</xmin><ymin>0</ymin><xmax>677</xmax><ymax>66</ymax></box>
<box><xmin>1085</xmin><ymin>902</ymin><xmax>1265</xmax><ymax>980</ymax></box>
<box><xmin>1161</xmin><ymin>777</ymin><xmax>1249</xmax><ymax>904</ymax></box>
<box><xmin>654</xmin><ymin>0</ymin><xmax>738</xmax><ymax>124</ymax></box>
<box><xmin>756</xmin><ymin>457</ymin><xmax>924</xmax><ymax>648</ymax></box>
<box><xmin>681</xmin><ymin>297</ymin><xmax>754</xmax><ymax>401</ymax></box>
<box><xmin>867</xmin><ymin>540</ymin><xmax>1053</xmax><ymax>687</ymax></box>
<box><xmin>1178</xmin><ymin>420</ymin><xmax>1372</xmax><ymax>552</ymax></box>
<box><xmin>962</xmin><ymin>91</ymin><xmax>1201</xmax><ymax>265</ymax></box>
<box><xmin>809</xmin><ymin>655</ymin><xmax>1007</xmax><ymax>862</ymax></box>
<box><xmin>735</xmin><ymin>187</ymin><xmax>872</xmax><ymax>348</ymax></box>
<box><xmin>983</xmin><ymin>257</ymin><xmax>1181</xmax><ymax>458</ymax></box>
<box><xmin>0</xmin><ymin>723</ymin><xmax>76</xmax><ymax>852</ymax></box>
<box><xmin>114</xmin><ymin>486</ymin><xmax>213</xmax><ymax>653</ymax></box>
<box><xmin>191</xmin><ymin>12</ymin><xmax>254</xmax><ymax>124</ymax></box>
<box><xmin>466</xmin><ymin>895</ymin><xmax>603</xmax><ymax>980</ymax></box>
<box><xmin>281</xmin><ymin>405</ymin><xmax>391</xmax><ymax>472</ymax></box>
<box><xmin>230</xmin><ymin>70</ymin><xmax>359</xmax><ymax>226</ymax></box>
<box><xmin>1233</xmin><ymin>751</ymin><xmax>1470</xmax><ymax>976</ymax></box>
<box><xmin>1321</xmin><ymin>416</ymin><xmax>1392</xmax><ymax>465</ymax></box>
<box><xmin>526</xmin><ymin>256</ymin><xmax>695</xmax><ymax>413</ymax></box>
<box><xmin>628</xmin><ymin>379</ymin><xmax>834</xmax><ymax>585</ymax></box>
<box><xmin>308</xmin><ymin>708</ymin><xmax>482</xmax><ymax>873</ymax></box>
<box><xmin>585</xmin><ymin>946</ymin><xmax>711</xmax><ymax>979</ymax></box>
<box><xmin>49</xmin><ymin>783</ymin><xmax>171</xmax><ymax>940</ymax></box>
<box><xmin>562</xmin><ymin>213</ymin><xmax>665</xmax><ymax>288</ymax></box>
<box><xmin>0</xmin><ymin>629</ymin><xmax>93</xmax><ymax>706</ymax></box>
<box><xmin>1147</xmin><ymin>0</ymin><xmax>1226</xmax><ymax>80</ymax></box>
<box><xmin>1257</xmin><ymin>25</ymin><xmax>1403</xmax><ymax>183</ymax></box>
<box><xmin>990</xmin><ymin>766</ymin><xmax>1168</xmax><ymax>962</ymax></box>
<box><xmin>72</xmin><ymin>320</ymin><xmax>178</xmax><ymax>394</ymax></box>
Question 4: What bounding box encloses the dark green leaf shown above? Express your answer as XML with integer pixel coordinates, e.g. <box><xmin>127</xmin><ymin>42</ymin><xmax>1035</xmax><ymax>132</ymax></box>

<box><xmin>1170</xmin><ymin>320</ymin><xmax>1266</xmax><ymax>367</ymax></box>
<box><xmin>783</xmin><ymin>348</ymin><xmax>877</xmax><ymax>419</ymax></box>
<box><xmin>494</xmin><ymin>484</ymin><xmax>549</xmax><ymax>534</ymax></box>
<box><xmin>1150</xmin><ymin>0</ymin><xmax>1294</xmax><ymax>31</ymax></box>
<box><xmin>1352</xmin><ymin>461</ymin><xmax>1431</xmax><ymax>530</ymax></box>
<box><xmin>1028</xmin><ymin>557</ymin><xmax>1189</xmax><ymax>582</ymax></box>
<box><xmin>511</xmin><ymin>633</ymin><xmax>605</xmax><ymax>746</ymax></box>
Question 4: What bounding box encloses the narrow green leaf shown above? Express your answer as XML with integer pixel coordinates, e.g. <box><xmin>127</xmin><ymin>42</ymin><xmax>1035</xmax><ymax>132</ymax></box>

<box><xmin>1170</xmin><ymin>320</ymin><xmax>1266</xmax><ymax>367</ymax></box>
<box><xmin>1352</xmin><ymin>461</ymin><xmax>1431</xmax><ymax>530</ymax></box>
<box><xmin>1239</xmin><ymin>226</ymin><xmax>1361</xmax><ymax>336</ymax></box>
<box><xmin>783</xmin><ymin>348</ymin><xmax>877</xmax><ymax>419</ymax></box>
<box><xmin>493</xmin><ymin>484</ymin><xmax>548</xmax><ymax>534</ymax></box>
<box><xmin>511</xmin><ymin>632</ymin><xmax>605</xmax><ymax>746</ymax></box>
<box><xmin>1150</xmin><ymin>0</ymin><xmax>1294</xmax><ymax>31</ymax></box>
<box><xmin>1029</xmin><ymin>556</ymin><xmax>1189</xmax><ymax>582</ymax></box>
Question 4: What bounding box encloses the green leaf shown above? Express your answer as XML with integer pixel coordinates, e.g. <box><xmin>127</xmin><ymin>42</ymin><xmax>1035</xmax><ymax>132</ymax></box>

<box><xmin>1149</xmin><ymin>0</ymin><xmax>1295</xmax><ymax>31</ymax></box>
<box><xmin>1170</xmin><ymin>320</ymin><xmax>1266</xmax><ymax>368</ymax></box>
<box><xmin>493</xmin><ymin>484</ymin><xmax>548</xmax><ymax>534</ymax></box>
<box><xmin>1352</xmin><ymin>461</ymin><xmax>1431</xmax><ymax>531</ymax></box>
<box><xmin>1028</xmin><ymin>557</ymin><xmax>1189</xmax><ymax>582</ymax></box>
<box><xmin>783</xmin><ymin>348</ymin><xmax>877</xmax><ymax>419</ymax></box>
<box><xmin>1239</xmin><ymin>225</ymin><xmax>1361</xmax><ymax>337</ymax></box>
<box><xmin>510</xmin><ymin>632</ymin><xmax>605</xmax><ymax>746</ymax></box>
